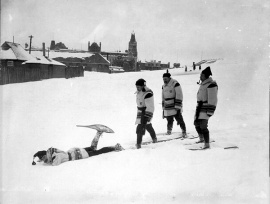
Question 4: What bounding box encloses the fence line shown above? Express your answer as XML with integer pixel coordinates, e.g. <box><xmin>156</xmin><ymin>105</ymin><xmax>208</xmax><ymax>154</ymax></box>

<box><xmin>0</xmin><ymin>65</ymin><xmax>84</xmax><ymax>85</ymax></box>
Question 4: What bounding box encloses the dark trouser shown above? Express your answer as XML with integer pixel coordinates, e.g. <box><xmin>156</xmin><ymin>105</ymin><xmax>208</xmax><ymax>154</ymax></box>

<box><xmin>84</xmin><ymin>146</ymin><xmax>115</xmax><ymax>157</ymax></box>
<box><xmin>194</xmin><ymin>119</ymin><xmax>209</xmax><ymax>143</ymax></box>
<box><xmin>136</xmin><ymin>123</ymin><xmax>156</xmax><ymax>144</ymax></box>
<box><xmin>166</xmin><ymin>112</ymin><xmax>186</xmax><ymax>133</ymax></box>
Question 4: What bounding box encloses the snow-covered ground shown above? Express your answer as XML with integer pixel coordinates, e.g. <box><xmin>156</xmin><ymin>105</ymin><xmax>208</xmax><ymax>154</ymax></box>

<box><xmin>1</xmin><ymin>58</ymin><xmax>269</xmax><ymax>204</ymax></box>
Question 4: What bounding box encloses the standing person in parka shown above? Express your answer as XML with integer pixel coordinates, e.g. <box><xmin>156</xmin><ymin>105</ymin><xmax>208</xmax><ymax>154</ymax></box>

<box><xmin>162</xmin><ymin>70</ymin><xmax>187</xmax><ymax>137</ymax></box>
<box><xmin>135</xmin><ymin>78</ymin><xmax>157</xmax><ymax>149</ymax></box>
<box><xmin>194</xmin><ymin>66</ymin><xmax>218</xmax><ymax>149</ymax></box>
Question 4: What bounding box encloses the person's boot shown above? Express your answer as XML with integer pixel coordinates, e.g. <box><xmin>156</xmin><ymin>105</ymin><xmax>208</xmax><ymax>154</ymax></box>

<box><xmin>136</xmin><ymin>144</ymin><xmax>141</xmax><ymax>149</ymax></box>
<box><xmin>181</xmin><ymin>131</ymin><xmax>187</xmax><ymax>138</ymax></box>
<box><xmin>196</xmin><ymin>134</ymin><xmax>204</xmax><ymax>143</ymax></box>
<box><xmin>153</xmin><ymin>138</ymin><xmax>157</xmax><ymax>143</ymax></box>
<box><xmin>166</xmin><ymin>130</ymin><xmax>172</xmax><ymax>135</ymax></box>
<box><xmin>115</xmin><ymin>143</ymin><xmax>125</xmax><ymax>151</ymax></box>
<box><xmin>202</xmin><ymin>142</ymin><xmax>210</xmax><ymax>149</ymax></box>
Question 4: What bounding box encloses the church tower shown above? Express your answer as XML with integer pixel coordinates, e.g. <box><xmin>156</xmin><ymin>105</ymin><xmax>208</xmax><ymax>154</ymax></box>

<box><xmin>128</xmin><ymin>32</ymin><xmax>137</xmax><ymax>58</ymax></box>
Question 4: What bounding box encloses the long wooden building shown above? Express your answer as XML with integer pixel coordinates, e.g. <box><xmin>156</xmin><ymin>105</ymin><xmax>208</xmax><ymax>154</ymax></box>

<box><xmin>0</xmin><ymin>42</ymin><xmax>70</xmax><ymax>85</ymax></box>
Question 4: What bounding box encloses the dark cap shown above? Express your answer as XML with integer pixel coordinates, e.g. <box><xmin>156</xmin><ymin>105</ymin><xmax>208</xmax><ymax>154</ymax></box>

<box><xmin>135</xmin><ymin>78</ymin><xmax>146</xmax><ymax>86</ymax></box>
<box><xmin>163</xmin><ymin>69</ymin><xmax>171</xmax><ymax>78</ymax></box>
<box><xmin>202</xmin><ymin>66</ymin><xmax>212</xmax><ymax>78</ymax></box>
<box><xmin>32</xmin><ymin>150</ymin><xmax>46</xmax><ymax>165</ymax></box>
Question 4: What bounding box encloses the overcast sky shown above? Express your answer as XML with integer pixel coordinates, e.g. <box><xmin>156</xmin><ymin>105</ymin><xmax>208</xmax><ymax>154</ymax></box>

<box><xmin>1</xmin><ymin>0</ymin><xmax>269</xmax><ymax>63</ymax></box>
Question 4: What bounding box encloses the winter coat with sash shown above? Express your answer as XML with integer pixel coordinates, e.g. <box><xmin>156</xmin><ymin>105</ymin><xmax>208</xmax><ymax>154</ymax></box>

<box><xmin>135</xmin><ymin>86</ymin><xmax>154</xmax><ymax>125</ymax></box>
<box><xmin>195</xmin><ymin>77</ymin><xmax>218</xmax><ymax>120</ymax></box>
<box><xmin>45</xmin><ymin>147</ymin><xmax>89</xmax><ymax>166</ymax></box>
<box><xmin>162</xmin><ymin>78</ymin><xmax>183</xmax><ymax>117</ymax></box>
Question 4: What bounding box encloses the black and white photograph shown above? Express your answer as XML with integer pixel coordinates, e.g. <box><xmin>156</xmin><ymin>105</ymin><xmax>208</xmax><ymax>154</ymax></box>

<box><xmin>0</xmin><ymin>0</ymin><xmax>269</xmax><ymax>203</ymax></box>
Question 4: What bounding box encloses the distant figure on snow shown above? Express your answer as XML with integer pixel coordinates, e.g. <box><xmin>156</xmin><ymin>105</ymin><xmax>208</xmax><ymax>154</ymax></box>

<box><xmin>162</xmin><ymin>70</ymin><xmax>187</xmax><ymax>137</ymax></box>
<box><xmin>194</xmin><ymin>66</ymin><xmax>218</xmax><ymax>149</ymax></box>
<box><xmin>32</xmin><ymin>125</ymin><xmax>124</xmax><ymax>166</ymax></box>
<box><xmin>135</xmin><ymin>78</ymin><xmax>157</xmax><ymax>149</ymax></box>
<box><xmin>193</xmin><ymin>62</ymin><xmax>196</xmax><ymax>71</ymax></box>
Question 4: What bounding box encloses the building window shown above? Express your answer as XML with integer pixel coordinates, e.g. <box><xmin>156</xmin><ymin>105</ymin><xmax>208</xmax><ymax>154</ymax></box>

<box><xmin>7</xmin><ymin>61</ymin><xmax>14</xmax><ymax>67</ymax></box>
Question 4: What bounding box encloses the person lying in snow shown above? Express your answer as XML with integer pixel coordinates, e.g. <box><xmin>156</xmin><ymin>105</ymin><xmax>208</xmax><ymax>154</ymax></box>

<box><xmin>32</xmin><ymin>125</ymin><xmax>124</xmax><ymax>166</ymax></box>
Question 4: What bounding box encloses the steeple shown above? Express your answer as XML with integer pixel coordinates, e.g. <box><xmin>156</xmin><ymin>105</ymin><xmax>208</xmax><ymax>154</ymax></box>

<box><xmin>128</xmin><ymin>31</ymin><xmax>137</xmax><ymax>58</ymax></box>
<box><xmin>130</xmin><ymin>32</ymin><xmax>136</xmax><ymax>43</ymax></box>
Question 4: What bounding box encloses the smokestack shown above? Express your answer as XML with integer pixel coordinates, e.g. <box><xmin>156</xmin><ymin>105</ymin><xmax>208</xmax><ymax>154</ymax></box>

<box><xmin>50</xmin><ymin>40</ymin><xmax>55</xmax><ymax>50</ymax></box>
<box><xmin>42</xmin><ymin>43</ymin><xmax>45</xmax><ymax>56</ymax></box>
<box><xmin>29</xmin><ymin>35</ymin><xmax>33</xmax><ymax>54</ymax></box>
<box><xmin>88</xmin><ymin>41</ymin><xmax>90</xmax><ymax>51</ymax></box>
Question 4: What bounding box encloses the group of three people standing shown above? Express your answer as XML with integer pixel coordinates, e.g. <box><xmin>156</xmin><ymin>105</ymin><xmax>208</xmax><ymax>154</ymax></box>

<box><xmin>135</xmin><ymin>66</ymin><xmax>218</xmax><ymax>149</ymax></box>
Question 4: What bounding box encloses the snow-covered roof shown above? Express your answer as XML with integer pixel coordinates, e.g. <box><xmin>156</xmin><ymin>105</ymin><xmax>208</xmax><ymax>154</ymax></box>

<box><xmin>205</xmin><ymin>59</ymin><xmax>217</xmax><ymax>64</ymax></box>
<box><xmin>1</xmin><ymin>41</ymin><xmax>35</xmax><ymax>61</ymax></box>
<box><xmin>195</xmin><ymin>60</ymin><xmax>207</xmax><ymax>66</ymax></box>
<box><xmin>0</xmin><ymin>49</ymin><xmax>17</xmax><ymax>60</ymax></box>
<box><xmin>22</xmin><ymin>56</ymin><xmax>66</xmax><ymax>66</ymax></box>
<box><xmin>195</xmin><ymin>59</ymin><xmax>221</xmax><ymax>66</ymax></box>
<box><xmin>30</xmin><ymin>50</ymin><xmax>94</xmax><ymax>59</ymax></box>
<box><xmin>109</xmin><ymin>66</ymin><xmax>124</xmax><ymax>71</ymax></box>
<box><xmin>85</xmin><ymin>53</ymin><xmax>110</xmax><ymax>64</ymax></box>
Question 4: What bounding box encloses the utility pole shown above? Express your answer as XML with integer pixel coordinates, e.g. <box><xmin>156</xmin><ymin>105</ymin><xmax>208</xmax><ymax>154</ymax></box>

<box><xmin>29</xmin><ymin>35</ymin><xmax>34</xmax><ymax>54</ymax></box>
<box><xmin>42</xmin><ymin>43</ymin><xmax>45</xmax><ymax>56</ymax></box>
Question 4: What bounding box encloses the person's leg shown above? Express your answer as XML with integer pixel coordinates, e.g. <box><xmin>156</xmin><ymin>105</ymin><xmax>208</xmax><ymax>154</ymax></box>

<box><xmin>200</xmin><ymin>119</ymin><xmax>210</xmax><ymax>148</ymax></box>
<box><xmin>84</xmin><ymin>144</ymin><xmax>124</xmax><ymax>157</ymax></box>
<box><xmin>90</xmin><ymin>131</ymin><xmax>103</xmax><ymax>150</ymax></box>
<box><xmin>146</xmin><ymin>123</ymin><xmax>157</xmax><ymax>142</ymax></box>
<box><xmin>166</xmin><ymin>116</ymin><xmax>174</xmax><ymax>134</ymax></box>
<box><xmin>194</xmin><ymin>120</ymin><xmax>204</xmax><ymax>142</ymax></box>
<box><xmin>175</xmin><ymin>112</ymin><xmax>186</xmax><ymax>136</ymax></box>
<box><xmin>86</xmin><ymin>147</ymin><xmax>116</xmax><ymax>157</ymax></box>
<box><xmin>136</xmin><ymin>124</ymin><xmax>144</xmax><ymax>148</ymax></box>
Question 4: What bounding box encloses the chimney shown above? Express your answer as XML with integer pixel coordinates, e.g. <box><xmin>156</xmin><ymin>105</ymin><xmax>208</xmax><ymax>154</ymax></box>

<box><xmin>42</xmin><ymin>43</ymin><xmax>45</xmax><ymax>56</ymax></box>
<box><xmin>99</xmin><ymin>42</ymin><xmax>101</xmax><ymax>52</ymax></box>
<box><xmin>88</xmin><ymin>41</ymin><xmax>90</xmax><ymax>51</ymax></box>
<box><xmin>50</xmin><ymin>40</ymin><xmax>55</xmax><ymax>50</ymax></box>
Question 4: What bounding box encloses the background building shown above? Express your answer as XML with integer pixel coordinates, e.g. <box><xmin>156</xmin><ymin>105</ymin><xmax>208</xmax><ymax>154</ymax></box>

<box><xmin>88</xmin><ymin>42</ymin><xmax>101</xmax><ymax>53</ymax></box>
<box><xmin>50</xmin><ymin>40</ymin><xmax>68</xmax><ymax>50</ymax></box>
<box><xmin>138</xmin><ymin>60</ymin><xmax>170</xmax><ymax>71</ymax></box>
